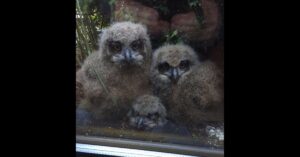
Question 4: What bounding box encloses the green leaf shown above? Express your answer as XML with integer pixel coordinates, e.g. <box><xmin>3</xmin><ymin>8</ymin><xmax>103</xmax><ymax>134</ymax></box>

<box><xmin>108</xmin><ymin>0</ymin><xmax>116</xmax><ymax>6</ymax></box>
<box><xmin>170</xmin><ymin>30</ymin><xmax>178</xmax><ymax>38</ymax></box>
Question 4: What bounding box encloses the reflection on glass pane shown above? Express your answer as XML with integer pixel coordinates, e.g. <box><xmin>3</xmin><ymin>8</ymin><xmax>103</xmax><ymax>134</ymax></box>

<box><xmin>76</xmin><ymin>0</ymin><xmax>224</xmax><ymax>153</ymax></box>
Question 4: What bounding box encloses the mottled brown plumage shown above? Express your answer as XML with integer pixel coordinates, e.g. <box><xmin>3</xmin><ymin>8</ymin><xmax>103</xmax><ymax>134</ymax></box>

<box><xmin>150</xmin><ymin>44</ymin><xmax>223</xmax><ymax>128</ymax></box>
<box><xmin>76</xmin><ymin>22</ymin><xmax>152</xmax><ymax>125</ymax></box>
<box><xmin>127</xmin><ymin>95</ymin><xmax>167</xmax><ymax>130</ymax></box>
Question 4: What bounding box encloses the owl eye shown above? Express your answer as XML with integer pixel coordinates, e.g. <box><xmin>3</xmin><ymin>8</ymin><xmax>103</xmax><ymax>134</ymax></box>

<box><xmin>109</xmin><ymin>41</ymin><xmax>122</xmax><ymax>52</ymax></box>
<box><xmin>179</xmin><ymin>60</ymin><xmax>190</xmax><ymax>71</ymax></box>
<box><xmin>158</xmin><ymin>62</ymin><xmax>170</xmax><ymax>73</ymax></box>
<box><xmin>131</xmin><ymin>39</ymin><xmax>143</xmax><ymax>51</ymax></box>
<box><xmin>147</xmin><ymin>112</ymin><xmax>159</xmax><ymax>119</ymax></box>
<box><xmin>147</xmin><ymin>113</ymin><xmax>152</xmax><ymax>118</ymax></box>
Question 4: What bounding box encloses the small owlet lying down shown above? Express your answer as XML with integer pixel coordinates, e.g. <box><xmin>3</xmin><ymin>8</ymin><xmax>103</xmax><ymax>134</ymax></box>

<box><xmin>128</xmin><ymin>95</ymin><xmax>191</xmax><ymax>136</ymax></box>
<box><xmin>127</xmin><ymin>95</ymin><xmax>167</xmax><ymax>130</ymax></box>
<box><xmin>76</xmin><ymin>21</ymin><xmax>152</xmax><ymax>125</ymax></box>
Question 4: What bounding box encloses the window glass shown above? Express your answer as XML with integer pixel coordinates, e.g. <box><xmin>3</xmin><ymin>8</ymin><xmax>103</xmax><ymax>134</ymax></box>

<box><xmin>76</xmin><ymin>0</ymin><xmax>224</xmax><ymax>152</ymax></box>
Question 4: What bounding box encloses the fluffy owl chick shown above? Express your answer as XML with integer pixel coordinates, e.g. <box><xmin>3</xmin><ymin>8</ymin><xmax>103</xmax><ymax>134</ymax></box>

<box><xmin>127</xmin><ymin>95</ymin><xmax>167</xmax><ymax>130</ymax></box>
<box><xmin>150</xmin><ymin>44</ymin><xmax>223</xmax><ymax>128</ymax></box>
<box><xmin>170</xmin><ymin>60</ymin><xmax>224</xmax><ymax>126</ymax></box>
<box><xmin>150</xmin><ymin>44</ymin><xmax>200</xmax><ymax>106</ymax></box>
<box><xmin>76</xmin><ymin>22</ymin><xmax>152</xmax><ymax>124</ymax></box>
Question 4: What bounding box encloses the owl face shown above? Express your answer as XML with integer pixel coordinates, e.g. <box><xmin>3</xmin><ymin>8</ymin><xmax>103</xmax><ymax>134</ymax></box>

<box><xmin>127</xmin><ymin>95</ymin><xmax>167</xmax><ymax>130</ymax></box>
<box><xmin>100</xmin><ymin>22</ymin><xmax>151</xmax><ymax>67</ymax></box>
<box><xmin>151</xmin><ymin>44</ymin><xmax>200</xmax><ymax>84</ymax></box>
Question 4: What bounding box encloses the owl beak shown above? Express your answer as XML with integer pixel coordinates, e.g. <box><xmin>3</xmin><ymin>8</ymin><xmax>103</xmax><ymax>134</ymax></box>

<box><xmin>136</xmin><ymin>117</ymin><xmax>145</xmax><ymax>129</ymax></box>
<box><xmin>122</xmin><ymin>48</ymin><xmax>133</xmax><ymax>62</ymax></box>
<box><xmin>170</xmin><ymin>68</ymin><xmax>179</xmax><ymax>83</ymax></box>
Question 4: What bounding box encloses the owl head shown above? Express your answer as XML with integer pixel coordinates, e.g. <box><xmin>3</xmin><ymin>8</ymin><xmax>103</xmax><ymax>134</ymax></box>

<box><xmin>127</xmin><ymin>95</ymin><xmax>167</xmax><ymax>130</ymax></box>
<box><xmin>151</xmin><ymin>44</ymin><xmax>200</xmax><ymax>84</ymax></box>
<box><xmin>99</xmin><ymin>21</ymin><xmax>152</xmax><ymax>67</ymax></box>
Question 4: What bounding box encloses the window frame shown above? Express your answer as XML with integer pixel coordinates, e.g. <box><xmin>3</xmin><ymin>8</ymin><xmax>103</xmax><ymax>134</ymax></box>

<box><xmin>76</xmin><ymin>135</ymin><xmax>224</xmax><ymax>157</ymax></box>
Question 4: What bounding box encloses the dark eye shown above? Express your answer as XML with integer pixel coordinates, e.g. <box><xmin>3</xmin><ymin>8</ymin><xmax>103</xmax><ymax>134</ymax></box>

<box><xmin>135</xmin><ymin>112</ymin><xmax>140</xmax><ymax>116</ymax></box>
<box><xmin>147</xmin><ymin>112</ymin><xmax>159</xmax><ymax>119</ymax></box>
<box><xmin>131</xmin><ymin>40</ymin><xmax>143</xmax><ymax>51</ymax></box>
<box><xmin>158</xmin><ymin>62</ymin><xmax>170</xmax><ymax>73</ymax></box>
<box><xmin>154</xmin><ymin>112</ymin><xmax>159</xmax><ymax>117</ymax></box>
<box><xmin>147</xmin><ymin>113</ymin><xmax>152</xmax><ymax>118</ymax></box>
<box><xmin>179</xmin><ymin>60</ymin><xmax>190</xmax><ymax>71</ymax></box>
<box><xmin>109</xmin><ymin>41</ymin><xmax>122</xmax><ymax>52</ymax></box>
